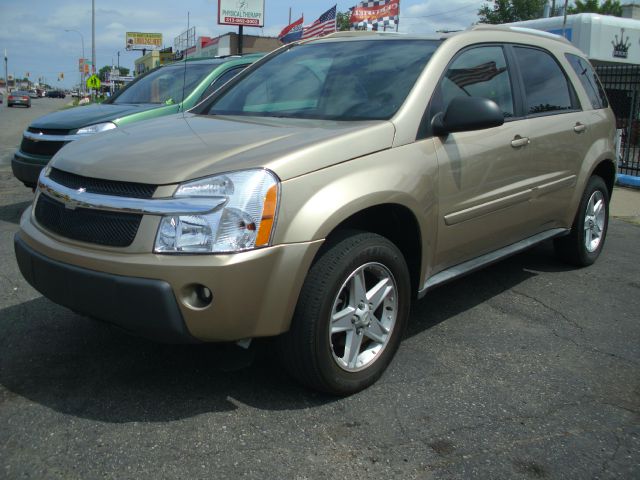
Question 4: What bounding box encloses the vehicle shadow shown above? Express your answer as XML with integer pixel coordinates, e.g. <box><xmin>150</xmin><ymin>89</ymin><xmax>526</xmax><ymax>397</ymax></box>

<box><xmin>0</xmin><ymin>200</ymin><xmax>32</xmax><ymax>224</ymax></box>
<box><xmin>407</xmin><ymin>240</ymin><xmax>573</xmax><ymax>337</ymax></box>
<box><xmin>0</xmin><ymin>241</ymin><xmax>574</xmax><ymax>424</ymax></box>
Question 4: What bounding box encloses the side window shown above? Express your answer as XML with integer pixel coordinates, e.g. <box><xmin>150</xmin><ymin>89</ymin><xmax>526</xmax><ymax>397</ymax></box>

<box><xmin>565</xmin><ymin>53</ymin><xmax>608</xmax><ymax>109</ymax></box>
<box><xmin>435</xmin><ymin>46</ymin><xmax>515</xmax><ymax>119</ymax></box>
<box><xmin>514</xmin><ymin>47</ymin><xmax>575</xmax><ymax>115</ymax></box>
<box><xmin>199</xmin><ymin>66</ymin><xmax>245</xmax><ymax>102</ymax></box>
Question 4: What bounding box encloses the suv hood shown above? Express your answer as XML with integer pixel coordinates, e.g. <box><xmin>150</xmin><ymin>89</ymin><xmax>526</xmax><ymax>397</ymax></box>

<box><xmin>30</xmin><ymin>103</ymin><xmax>160</xmax><ymax>130</ymax></box>
<box><xmin>50</xmin><ymin>113</ymin><xmax>396</xmax><ymax>184</ymax></box>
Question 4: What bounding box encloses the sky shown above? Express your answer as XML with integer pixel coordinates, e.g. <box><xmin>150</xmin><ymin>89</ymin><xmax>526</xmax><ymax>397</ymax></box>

<box><xmin>1</xmin><ymin>0</ymin><xmax>489</xmax><ymax>89</ymax></box>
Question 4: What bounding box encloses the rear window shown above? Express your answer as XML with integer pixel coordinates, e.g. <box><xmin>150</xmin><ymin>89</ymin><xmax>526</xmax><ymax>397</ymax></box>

<box><xmin>565</xmin><ymin>53</ymin><xmax>608</xmax><ymax>109</ymax></box>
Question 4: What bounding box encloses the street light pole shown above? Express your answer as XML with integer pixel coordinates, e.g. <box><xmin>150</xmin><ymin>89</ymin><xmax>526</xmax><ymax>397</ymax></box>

<box><xmin>65</xmin><ymin>29</ymin><xmax>85</xmax><ymax>94</ymax></box>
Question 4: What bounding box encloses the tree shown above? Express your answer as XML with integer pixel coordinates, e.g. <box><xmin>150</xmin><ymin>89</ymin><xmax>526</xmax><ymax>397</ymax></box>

<box><xmin>337</xmin><ymin>10</ymin><xmax>352</xmax><ymax>31</ymax></box>
<box><xmin>478</xmin><ymin>0</ymin><xmax>546</xmax><ymax>24</ymax></box>
<box><xmin>568</xmin><ymin>0</ymin><xmax>622</xmax><ymax>16</ymax></box>
<box><xmin>98</xmin><ymin>65</ymin><xmax>130</xmax><ymax>82</ymax></box>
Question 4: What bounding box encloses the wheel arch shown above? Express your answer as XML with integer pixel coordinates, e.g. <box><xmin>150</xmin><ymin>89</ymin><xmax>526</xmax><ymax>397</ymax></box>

<box><xmin>311</xmin><ymin>203</ymin><xmax>423</xmax><ymax>298</ymax></box>
<box><xmin>590</xmin><ymin>158</ymin><xmax>616</xmax><ymax>197</ymax></box>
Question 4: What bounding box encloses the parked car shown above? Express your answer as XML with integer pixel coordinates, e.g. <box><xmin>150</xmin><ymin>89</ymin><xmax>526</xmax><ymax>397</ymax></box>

<box><xmin>15</xmin><ymin>27</ymin><xmax>616</xmax><ymax>394</ymax></box>
<box><xmin>7</xmin><ymin>91</ymin><xmax>31</xmax><ymax>107</ymax></box>
<box><xmin>0</xmin><ymin>92</ymin><xmax>3</xmax><ymax>104</ymax></box>
<box><xmin>46</xmin><ymin>90</ymin><xmax>66</xmax><ymax>98</ymax></box>
<box><xmin>12</xmin><ymin>55</ymin><xmax>262</xmax><ymax>188</ymax></box>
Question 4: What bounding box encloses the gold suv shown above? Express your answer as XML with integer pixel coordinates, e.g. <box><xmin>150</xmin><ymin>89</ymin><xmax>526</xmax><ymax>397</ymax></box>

<box><xmin>15</xmin><ymin>27</ymin><xmax>616</xmax><ymax>394</ymax></box>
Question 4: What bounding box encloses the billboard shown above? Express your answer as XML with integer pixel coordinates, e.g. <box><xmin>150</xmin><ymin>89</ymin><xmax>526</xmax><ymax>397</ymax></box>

<box><xmin>125</xmin><ymin>32</ymin><xmax>163</xmax><ymax>50</ymax></box>
<box><xmin>174</xmin><ymin>26</ymin><xmax>196</xmax><ymax>54</ymax></box>
<box><xmin>218</xmin><ymin>0</ymin><xmax>265</xmax><ymax>27</ymax></box>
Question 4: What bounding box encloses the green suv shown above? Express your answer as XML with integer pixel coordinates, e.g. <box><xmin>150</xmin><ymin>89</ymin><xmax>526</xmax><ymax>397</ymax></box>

<box><xmin>12</xmin><ymin>54</ymin><xmax>262</xmax><ymax>188</ymax></box>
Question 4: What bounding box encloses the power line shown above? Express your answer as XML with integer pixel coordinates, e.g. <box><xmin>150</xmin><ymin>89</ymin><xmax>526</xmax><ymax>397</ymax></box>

<box><xmin>400</xmin><ymin>2</ymin><xmax>480</xmax><ymax>19</ymax></box>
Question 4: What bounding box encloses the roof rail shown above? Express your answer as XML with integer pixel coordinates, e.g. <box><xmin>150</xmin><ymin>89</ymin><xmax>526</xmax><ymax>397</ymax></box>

<box><xmin>470</xmin><ymin>24</ymin><xmax>572</xmax><ymax>45</ymax></box>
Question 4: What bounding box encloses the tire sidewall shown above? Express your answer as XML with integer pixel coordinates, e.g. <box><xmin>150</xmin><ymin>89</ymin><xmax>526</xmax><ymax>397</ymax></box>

<box><xmin>575</xmin><ymin>176</ymin><xmax>609</xmax><ymax>265</ymax></box>
<box><xmin>311</xmin><ymin>235</ymin><xmax>411</xmax><ymax>394</ymax></box>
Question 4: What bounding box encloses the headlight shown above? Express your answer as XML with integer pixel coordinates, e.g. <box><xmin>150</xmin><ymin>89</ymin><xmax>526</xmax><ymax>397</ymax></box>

<box><xmin>154</xmin><ymin>169</ymin><xmax>279</xmax><ymax>254</ymax></box>
<box><xmin>74</xmin><ymin>122</ymin><xmax>117</xmax><ymax>135</ymax></box>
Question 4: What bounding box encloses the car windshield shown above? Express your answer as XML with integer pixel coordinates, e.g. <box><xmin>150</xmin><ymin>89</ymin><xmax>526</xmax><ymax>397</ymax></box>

<box><xmin>208</xmin><ymin>39</ymin><xmax>440</xmax><ymax>121</ymax></box>
<box><xmin>109</xmin><ymin>62</ymin><xmax>221</xmax><ymax>105</ymax></box>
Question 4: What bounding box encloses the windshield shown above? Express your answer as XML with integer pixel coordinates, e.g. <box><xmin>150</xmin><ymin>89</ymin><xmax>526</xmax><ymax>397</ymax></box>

<box><xmin>208</xmin><ymin>39</ymin><xmax>440</xmax><ymax>120</ymax></box>
<box><xmin>110</xmin><ymin>62</ymin><xmax>220</xmax><ymax>105</ymax></box>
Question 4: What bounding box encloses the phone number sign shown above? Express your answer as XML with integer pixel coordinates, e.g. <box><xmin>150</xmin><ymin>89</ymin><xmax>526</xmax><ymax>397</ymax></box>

<box><xmin>218</xmin><ymin>0</ymin><xmax>264</xmax><ymax>27</ymax></box>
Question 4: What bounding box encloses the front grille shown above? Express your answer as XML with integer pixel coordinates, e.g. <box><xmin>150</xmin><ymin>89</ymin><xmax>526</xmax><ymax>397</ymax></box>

<box><xmin>20</xmin><ymin>137</ymin><xmax>67</xmax><ymax>157</ymax></box>
<box><xmin>34</xmin><ymin>193</ymin><xmax>142</xmax><ymax>247</ymax></box>
<box><xmin>28</xmin><ymin>127</ymin><xmax>72</xmax><ymax>135</ymax></box>
<box><xmin>49</xmin><ymin>168</ymin><xmax>157</xmax><ymax>199</ymax></box>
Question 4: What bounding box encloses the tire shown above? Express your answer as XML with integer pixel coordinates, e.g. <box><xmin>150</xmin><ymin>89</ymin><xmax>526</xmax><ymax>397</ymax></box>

<box><xmin>554</xmin><ymin>175</ymin><xmax>609</xmax><ymax>267</ymax></box>
<box><xmin>277</xmin><ymin>231</ymin><xmax>411</xmax><ymax>395</ymax></box>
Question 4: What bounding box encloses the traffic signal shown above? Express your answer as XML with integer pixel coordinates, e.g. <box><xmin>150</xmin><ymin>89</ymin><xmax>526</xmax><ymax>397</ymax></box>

<box><xmin>60</xmin><ymin>72</ymin><xmax>64</xmax><ymax>80</ymax></box>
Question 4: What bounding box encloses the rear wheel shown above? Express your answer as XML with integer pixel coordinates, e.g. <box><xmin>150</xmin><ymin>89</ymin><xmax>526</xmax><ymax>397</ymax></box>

<box><xmin>277</xmin><ymin>231</ymin><xmax>410</xmax><ymax>395</ymax></box>
<box><xmin>554</xmin><ymin>175</ymin><xmax>609</xmax><ymax>266</ymax></box>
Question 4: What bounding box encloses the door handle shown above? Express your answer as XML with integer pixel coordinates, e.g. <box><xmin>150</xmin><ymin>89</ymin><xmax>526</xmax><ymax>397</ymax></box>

<box><xmin>574</xmin><ymin>122</ymin><xmax>586</xmax><ymax>133</ymax></box>
<box><xmin>511</xmin><ymin>135</ymin><xmax>530</xmax><ymax>148</ymax></box>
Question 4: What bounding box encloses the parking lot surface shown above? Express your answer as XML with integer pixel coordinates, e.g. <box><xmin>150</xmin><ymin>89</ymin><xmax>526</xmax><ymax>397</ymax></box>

<box><xmin>0</xmin><ymin>101</ymin><xmax>638</xmax><ymax>479</ymax></box>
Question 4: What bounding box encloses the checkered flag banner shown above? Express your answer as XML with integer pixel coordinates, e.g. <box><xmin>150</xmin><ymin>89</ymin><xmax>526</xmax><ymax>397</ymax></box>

<box><xmin>353</xmin><ymin>16</ymin><xmax>398</xmax><ymax>31</ymax></box>
<box><xmin>357</xmin><ymin>0</ymin><xmax>392</xmax><ymax>6</ymax></box>
<box><xmin>350</xmin><ymin>0</ymin><xmax>399</xmax><ymax>31</ymax></box>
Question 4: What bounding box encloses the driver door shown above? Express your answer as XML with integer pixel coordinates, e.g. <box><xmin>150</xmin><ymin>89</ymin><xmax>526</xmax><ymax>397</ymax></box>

<box><xmin>430</xmin><ymin>45</ymin><xmax>536</xmax><ymax>271</ymax></box>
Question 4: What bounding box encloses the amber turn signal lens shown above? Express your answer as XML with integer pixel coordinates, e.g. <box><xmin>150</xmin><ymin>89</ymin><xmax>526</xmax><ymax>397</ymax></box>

<box><xmin>256</xmin><ymin>184</ymin><xmax>278</xmax><ymax>247</ymax></box>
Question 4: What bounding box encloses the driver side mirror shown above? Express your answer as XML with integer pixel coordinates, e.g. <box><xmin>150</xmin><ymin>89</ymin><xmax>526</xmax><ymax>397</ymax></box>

<box><xmin>432</xmin><ymin>96</ymin><xmax>504</xmax><ymax>136</ymax></box>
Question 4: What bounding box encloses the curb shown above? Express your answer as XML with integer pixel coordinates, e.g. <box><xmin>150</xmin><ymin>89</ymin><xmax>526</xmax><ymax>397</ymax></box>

<box><xmin>617</xmin><ymin>174</ymin><xmax>640</xmax><ymax>189</ymax></box>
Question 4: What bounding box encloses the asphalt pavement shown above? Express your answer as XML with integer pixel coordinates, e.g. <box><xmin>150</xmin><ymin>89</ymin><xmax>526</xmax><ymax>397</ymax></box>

<box><xmin>0</xmin><ymin>100</ymin><xmax>638</xmax><ymax>479</ymax></box>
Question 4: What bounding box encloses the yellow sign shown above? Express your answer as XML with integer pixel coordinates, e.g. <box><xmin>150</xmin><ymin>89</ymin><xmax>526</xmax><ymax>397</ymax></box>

<box><xmin>126</xmin><ymin>32</ymin><xmax>163</xmax><ymax>50</ymax></box>
<box><xmin>86</xmin><ymin>75</ymin><xmax>101</xmax><ymax>89</ymax></box>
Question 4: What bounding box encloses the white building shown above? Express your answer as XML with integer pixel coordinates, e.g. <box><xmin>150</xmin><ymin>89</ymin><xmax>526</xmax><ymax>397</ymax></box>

<box><xmin>506</xmin><ymin>11</ymin><xmax>640</xmax><ymax>65</ymax></box>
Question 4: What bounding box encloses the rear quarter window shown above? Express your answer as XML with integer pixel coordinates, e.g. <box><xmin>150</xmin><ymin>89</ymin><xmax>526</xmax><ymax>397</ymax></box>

<box><xmin>565</xmin><ymin>53</ymin><xmax>609</xmax><ymax>109</ymax></box>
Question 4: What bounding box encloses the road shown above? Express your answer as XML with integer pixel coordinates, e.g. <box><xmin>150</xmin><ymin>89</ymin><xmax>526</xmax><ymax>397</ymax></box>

<box><xmin>0</xmin><ymin>101</ymin><xmax>638</xmax><ymax>479</ymax></box>
<box><xmin>0</xmin><ymin>97</ymin><xmax>68</xmax><ymax>166</ymax></box>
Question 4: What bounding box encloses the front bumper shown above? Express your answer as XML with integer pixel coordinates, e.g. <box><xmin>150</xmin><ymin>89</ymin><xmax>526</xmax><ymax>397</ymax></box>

<box><xmin>17</xmin><ymin>206</ymin><xmax>323</xmax><ymax>342</ymax></box>
<box><xmin>15</xmin><ymin>236</ymin><xmax>197</xmax><ymax>343</ymax></box>
<box><xmin>12</xmin><ymin>151</ymin><xmax>50</xmax><ymax>187</ymax></box>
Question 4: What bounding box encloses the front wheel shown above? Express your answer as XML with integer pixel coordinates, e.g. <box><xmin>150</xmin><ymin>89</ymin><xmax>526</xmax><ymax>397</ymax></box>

<box><xmin>554</xmin><ymin>175</ymin><xmax>609</xmax><ymax>266</ymax></box>
<box><xmin>277</xmin><ymin>231</ymin><xmax>411</xmax><ymax>395</ymax></box>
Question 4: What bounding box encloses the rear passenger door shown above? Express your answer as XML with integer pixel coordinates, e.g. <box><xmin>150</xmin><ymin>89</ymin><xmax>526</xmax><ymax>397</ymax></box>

<box><xmin>511</xmin><ymin>45</ymin><xmax>587</xmax><ymax>229</ymax></box>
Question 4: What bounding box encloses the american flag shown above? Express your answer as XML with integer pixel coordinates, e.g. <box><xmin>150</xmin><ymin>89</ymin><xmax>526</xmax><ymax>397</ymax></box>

<box><xmin>446</xmin><ymin>61</ymin><xmax>507</xmax><ymax>88</ymax></box>
<box><xmin>302</xmin><ymin>5</ymin><xmax>337</xmax><ymax>40</ymax></box>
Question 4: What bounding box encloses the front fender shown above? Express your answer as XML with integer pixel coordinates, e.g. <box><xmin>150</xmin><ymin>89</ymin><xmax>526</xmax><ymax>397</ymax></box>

<box><xmin>274</xmin><ymin>142</ymin><xmax>439</xmax><ymax>284</ymax></box>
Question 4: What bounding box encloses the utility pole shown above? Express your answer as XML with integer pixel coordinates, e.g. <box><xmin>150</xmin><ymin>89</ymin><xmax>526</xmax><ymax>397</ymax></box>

<box><xmin>91</xmin><ymin>0</ymin><xmax>96</xmax><ymax>74</ymax></box>
<box><xmin>3</xmin><ymin>49</ymin><xmax>8</xmax><ymax>98</ymax></box>
<box><xmin>562</xmin><ymin>0</ymin><xmax>569</xmax><ymax>38</ymax></box>
<box><xmin>65</xmin><ymin>30</ymin><xmax>85</xmax><ymax>95</ymax></box>
<box><xmin>91</xmin><ymin>0</ymin><xmax>96</xmax><ymax>99</ymax></box>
